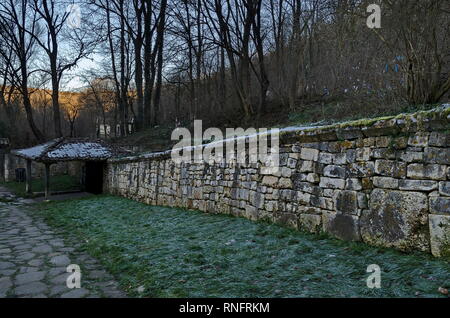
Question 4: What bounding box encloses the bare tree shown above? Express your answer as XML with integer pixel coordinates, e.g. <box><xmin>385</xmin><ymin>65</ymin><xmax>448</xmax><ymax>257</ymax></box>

<box><xmin>29</xmin><ymin>0</ymin><xmax>92</xmax><ymax>138</ymax></box>
<box><xmin>203</xmin><ymin>0</ymin><xmax>255</xmax><ymax>118</ymax></box>
<box><xmin>370</xmin><ymin>0</ymin><xmax>449</xmax><ymax>104</ymax></box>
<box><xmin>0</xmin><ymin>0</ymin><xmax>45</xmax><ymax>142</ymax></box>
<box><xmin>150</xmin><ymin>0</ymin><xmax>168</xmax><ymax>126</ymax></box>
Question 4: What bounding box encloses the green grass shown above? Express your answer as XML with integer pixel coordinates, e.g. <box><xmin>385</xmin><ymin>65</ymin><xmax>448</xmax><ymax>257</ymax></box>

<box><xmin>33</xmin><ymin>195</ymin><xmax>449</xmax><ymax>298</ymax></box>
<box><xmin>0</xmin><ymin>174</ymin><xmax>81</xmax><ymax>197</ymax></box>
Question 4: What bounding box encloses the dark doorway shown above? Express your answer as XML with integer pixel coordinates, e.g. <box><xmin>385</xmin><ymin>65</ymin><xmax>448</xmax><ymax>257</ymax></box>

<box><xmin>85</xmin><ymin>161</ymin><xmax>104</xmax><ymax>194</ymax></box>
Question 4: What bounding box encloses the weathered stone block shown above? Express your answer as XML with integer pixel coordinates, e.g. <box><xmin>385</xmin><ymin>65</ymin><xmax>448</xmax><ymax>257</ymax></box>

<box><xmin>273</xmin><ymin>212</ymin><xmax>298</xmax><ymax>229</ymax></box>
<box><xmin>299</xmin><ymin>160</ymin><xmax>315</xmax><ymax>172</ymax></box>
<box><xmin>296</xmin><ymin>131</ymin><xmax>321</xmax><ymax>143</ymax></box>
<box><xmin>264</xmin><ymin>200</ymin><xmax>278</xmax><ymax>212</ymax></box>
<box><xmin>317</xmin><ymin>130</ymin><xmax>338</xmax><ymax>141</ymax></box>
<box><xmin>346</xmin><ymin>149</ymin><xmax>356</xmax><ymax>163</ymax></box>
<box><xmin>407</xmin><ymin>146</ymin><xmax>423</xmax><ymax>152</ymax></box>
<box><xmin>439</xmin><ymin>182</ymin><xmax>450</xmax><ymax>197</ymax></box>
<box><xmin>323</xmin><ymin>165</ymin><xmax>347</xmax><ymax>178</ymax></box>
<box><xmin>362</xmin><ymin>118</ymin><xmax>398</xmax><ymax>137</ymax></box>
<box><xmin>325</xmin><ymin>197</ymin><xmax>334</xmax><ymax>210</ymax></box>
<box><xmin>280</xmin><ymin>189</ymin><xmax>295</xmax><ymax>201</ymax></box>
<box><xmin>299</xmin><ymin>142</ymin><xmax>321</xmax><ymax>150</ymax></box>
<box><xmin>279</xmin><ymin>178</ymin><xmax>293</xmax><ymax>189</ymax></box>
<box><xmin>279</xmin><ymin>153</ymin><xmax>289</xmax><ymax>167</ymax></box>
<box><xmin>333</xmin><ymin>153</ymin><xmax>347</xmax><ymax>165</ymax></box>
<box><xmin>319</xmin><ymin>177</ymin><xmax>345</xmax><ymax>189</ymax></box>
<box><xmin>334</xmin><ymin>191</ymin><xmax>358</xmax><ymax>215</ymax></box>
<box><xmin>322</xmin><ymin>212</ymin><xmax>361</xmax><ymax>241</ymax></box>
<box><xmin>287</xmin><ymin>158</ymin><xmax>297</xmax><ymax>169</ymax></box>
<box><xmin>398</xmin><ymin>151</ymin><xmax>423</xmax><ymax>163</ymax></box>
<box><xmin>398</xmin><ymin>180</ymin><xmax>438</xmax><ymax>192</ymax></box>
<box><xmin>328</xmin><ymin>140</ymin><xmax>354</xmax><ymax>153</ymax></box>
<box><xmin>292</xmin><ymin>179</ymin><xmax>320</xmax><ymax>193</ymax></box>
<box><xmin>408</xmin><ymin>132</ymin><xmax>429</xmax><ymax>147</ymax></box>
<box><xmin>429</xmin><ymin>197</ymin><xmax>450</xmax><ymax>214</ymax></box>
<box><xmin>375</xmin><ymin>160</ymin><xmax>406</xmax><ymax>178</ymax></box>
<box><xmin>299</xmin><ymin>214</ymin><xmax>322</xmax><ymax>233</ymax></box>
<box><xmin>281</xmin><ymin>167</ymin><xmax>292</xmax><ymax>178</ymax></box>
<box><xmin>306</xmin><ymin>173</ymin><xmax>320</xmax><ymax>184</ymax></box>
<box><xmin>310</xmin><ymin>195</ymin><xmax>327</xmax><ymax>209</ymax></box>
<box><xmin>348</xmin><ymin>162</ymin><xmax>375</xmax><ymax>177</ymax></box>
<box><xmin>376</xmin><ymin>136</ymin><xmax>392</xmax><ymax>148</ymax></box>
<box><xmin>372</xmin><ymin>148</ymin><xmax>396</xmax><ymax>160</ymax></box>
<box><xmin>345</xmin><ymin>178</ymin><xmax>362</xmax><ymax>191</ymax></box>
<box><xmin>262</xmin><ymin>176</ymin><xmax>278</xmax><ymax>186</ymax></box>
<box><xmin>424</xmin><ymin>147</ymin><xmax>450</xmax><ymax>164</ymax></box>
<box><xmin>250</xmin><ymin>191</ymin><xmax>265</xmax><ymax>209</ymax></box>
<box><xmin>319</xmin><ymin>142</ymin><xmax>329</xmax><ymax>151</ymax></box>
<box><xmin>300</xmin><ymin>148</ymin><xmax>319</xmax><ymax>161</ymax></box>
<box><xmin>392</xmin><ymin>136</ymin><xmax>408</xmax><ymax>149</ymax></box>
<box><xmin>357</xmin><ymin>193</ymin><xmax>368</xmax><ymax>209</ymax></box>
<box><xmin>231</xmin><ymin>207</ymin><xmax>244</xmax><ymax>217</ymax></box>
<box><xmin>336</xmin><ymin>128</ymin><xmax>364</xmax><ymax>140</ymax></box>
<box><xmin>428</xmin><ymin>132</ymin><xmax>449</xmax><ymax>147</ymax></box>
<box><xmin>407</xmin><ymin>164</ymin><xmax>446</xmax><ymax>180</ymax></box>
<box><xmin>244</xmin><ymin>205</ymin><xmax>258</xmax><ymax>221</ymax></box>
<box><xmin>429</xmin><ymin>215</ymin><xmax>450</xmax><ymax>257</ymax></box>
<box><xmin>192</xmin><ymin>188</ymin><xmax>203</xmax><ymax>200</ymax></box>
<box><xmin>360</xmin><ymin>189</ymin><xmax>429</xmax><ymax>251</ymax></box>
<box><xmin>296</xmin><ymin>192</ymin><xmax>311</xmax><ymax>205</ymax></box>
<box><xmin>373</xmin><ymin>176</ymin><xmax>399</xmax><ymax>189</ymax></box>
<box><xmin>318</xmin><ymin>152</ymin><xmax>333</xmax><ymax>164</ymax></box>
<box><xmin>323</xmin><ymin>188</ymin><xmax>336</xmax><ymax>197</ymax></box>
<box><xmin>361</xmin><ymin>177</ymin><xmax>373</xmax><ymax>190</ymax></box>
<box><xmin>363</xmin><ymin>137</ymin><xmax>375</xmax><ymax>147</ymax></box>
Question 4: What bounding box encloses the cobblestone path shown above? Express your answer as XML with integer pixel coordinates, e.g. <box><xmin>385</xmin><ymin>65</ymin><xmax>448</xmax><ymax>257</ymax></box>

<box><xmin>0</xmin><ymin>187</ymin><xmax>127</xmax><ymax>298</ymax></box>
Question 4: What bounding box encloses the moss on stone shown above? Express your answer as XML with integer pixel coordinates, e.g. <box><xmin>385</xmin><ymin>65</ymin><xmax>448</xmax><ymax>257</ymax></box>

<box><xmin>276</xmin><ymin>106</ymin><xmax>449</xmax><ymax>145</ymax></box>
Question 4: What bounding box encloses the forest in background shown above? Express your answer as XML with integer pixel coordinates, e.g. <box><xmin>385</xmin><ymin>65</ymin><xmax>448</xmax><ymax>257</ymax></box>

<box><xmin>0</xmin><ymin>0</ymin><xmax>449</xmax><ymax>148</ymax></box>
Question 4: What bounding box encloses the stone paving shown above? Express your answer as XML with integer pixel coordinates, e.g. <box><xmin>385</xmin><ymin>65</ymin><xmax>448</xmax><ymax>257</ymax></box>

<box><xmin>0</xmin><ymin>187</ymin><xmax>127</xmax><ymax>298</ymax></box>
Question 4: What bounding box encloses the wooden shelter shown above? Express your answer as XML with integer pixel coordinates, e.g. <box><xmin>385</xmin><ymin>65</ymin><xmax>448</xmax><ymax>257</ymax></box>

<box><xmin>11</xmin><ymin>138</ymin><xmax>130</xmax><ymax>199</ymax></box>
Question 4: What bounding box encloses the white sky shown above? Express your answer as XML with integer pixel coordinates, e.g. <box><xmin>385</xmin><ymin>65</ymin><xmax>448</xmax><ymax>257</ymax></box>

<box><xmin>63</xmin><ymin>53</ymin><xmax>103</xmax><ymax>91</ymax></box>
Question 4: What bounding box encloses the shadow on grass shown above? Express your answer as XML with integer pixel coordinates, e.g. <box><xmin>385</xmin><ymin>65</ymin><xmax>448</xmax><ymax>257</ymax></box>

<box><xmin>0</xmin><ymin>174</ymin><xmax>80</xmax><ymax>198</ymax></box>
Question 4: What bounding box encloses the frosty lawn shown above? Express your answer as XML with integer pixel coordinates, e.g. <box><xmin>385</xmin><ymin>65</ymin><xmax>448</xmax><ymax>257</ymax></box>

<box><xmin>34</xmin><ymin>195</ymin><xmax>449</xmax><ymax>298</ymax></box>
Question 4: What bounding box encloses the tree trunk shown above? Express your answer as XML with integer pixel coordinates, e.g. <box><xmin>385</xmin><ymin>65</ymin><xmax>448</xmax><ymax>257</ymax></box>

<box><xmin>151</xmin><ymin>0</ymin><xmax>167</xmax><ymax>127</ymax></box>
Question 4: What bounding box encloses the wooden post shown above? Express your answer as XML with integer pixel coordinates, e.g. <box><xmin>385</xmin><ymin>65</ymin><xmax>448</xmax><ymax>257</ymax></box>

<box><xmin>44</xmin><ymin>163</ymin><xmax>50</xmax><ymax>199</ymax></box>
<box><xmin>26</xmin><ymin>159</ymin><xmax>32</xmax><ymax>194</ymax></box>
<box><xmin>0</xmin><ymin>150</ymin><xmax>5</xmax><ymax>183</ymax></box>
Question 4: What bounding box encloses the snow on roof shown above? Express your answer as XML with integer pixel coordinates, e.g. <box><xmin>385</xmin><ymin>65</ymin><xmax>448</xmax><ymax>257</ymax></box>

<box><xmin>13</xmin><ymin>139</ymin><xmax>61</xmax><ymax>160</ymax></box>
<box><xmin>47</xmin><ymin>142</ymin><xmax>112</xmax><ymax>159</ymax></box>
<box><xmin>12</xmin><ymin>138</ymin><xmax>131</xmax><ymax>162</ymax></box>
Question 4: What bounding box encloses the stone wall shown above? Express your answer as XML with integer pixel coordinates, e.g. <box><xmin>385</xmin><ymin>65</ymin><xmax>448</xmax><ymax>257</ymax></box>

<box><xmin>105</xmin><ymin>107</ymin><xmax>450</xmax><ymax>257</ymax></box>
